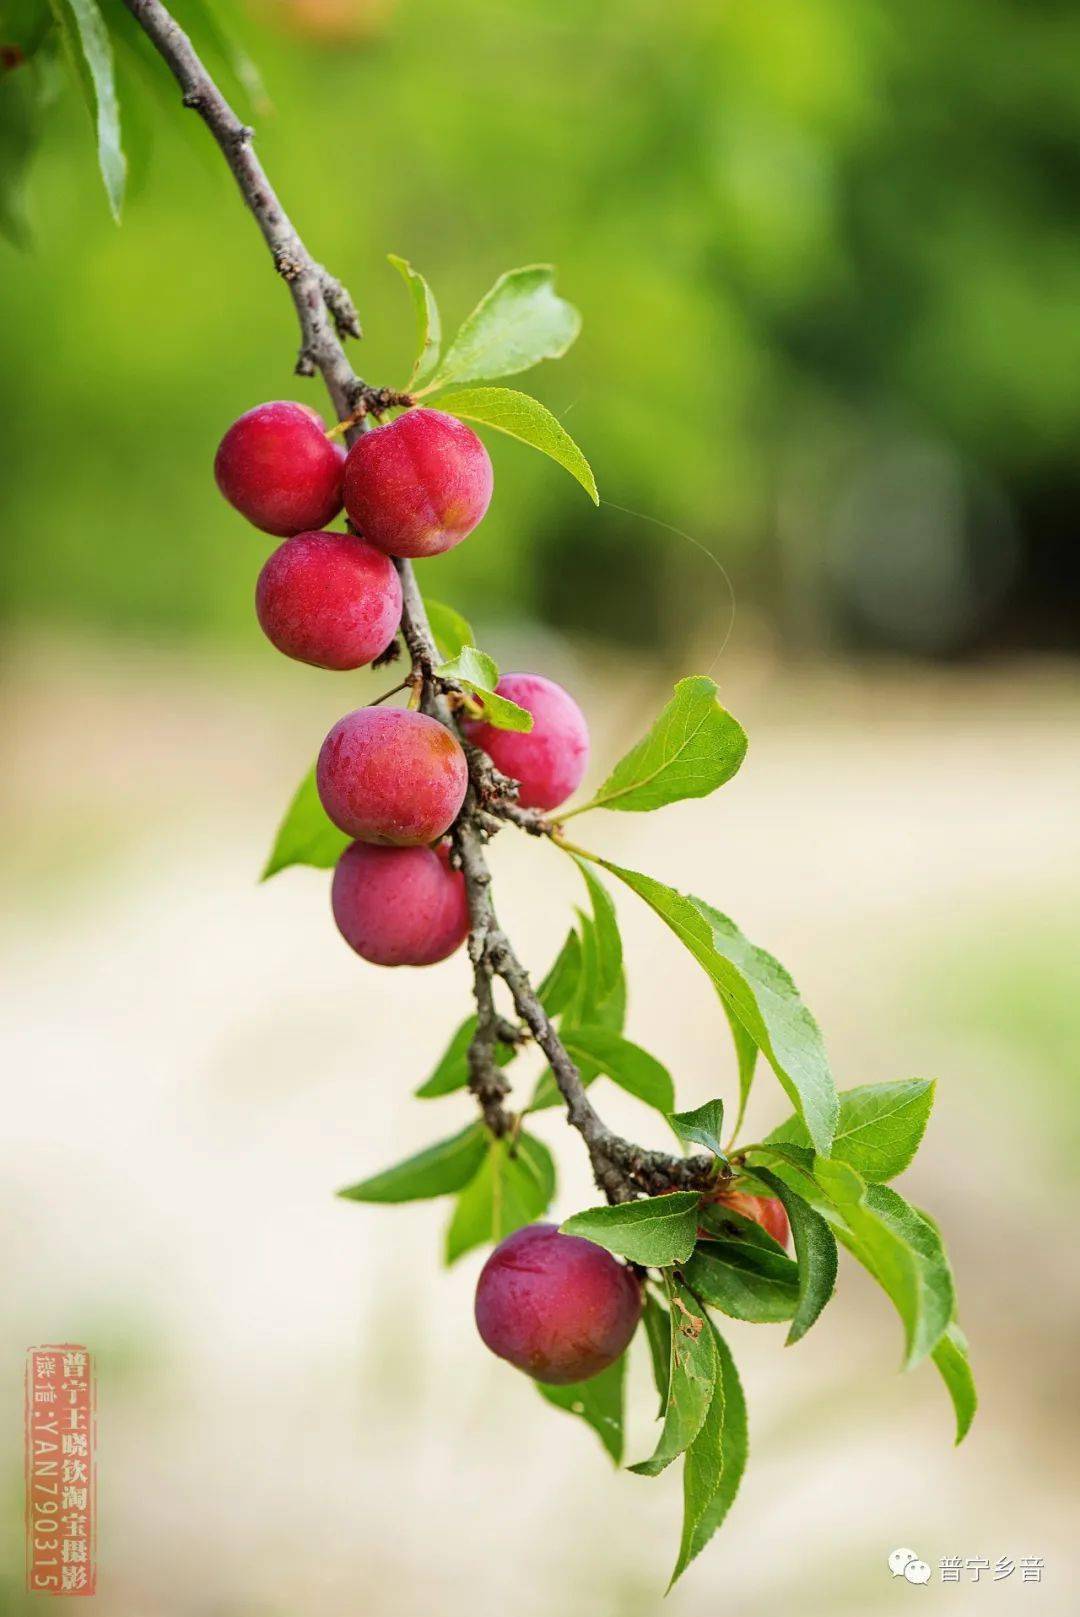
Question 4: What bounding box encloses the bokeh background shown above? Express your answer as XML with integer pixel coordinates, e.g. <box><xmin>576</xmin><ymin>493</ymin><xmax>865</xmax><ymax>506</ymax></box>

<box><xmin>1</xmin><ymin>0</ymin><xmax>1078</xmax><ymax>1611</ymax></box>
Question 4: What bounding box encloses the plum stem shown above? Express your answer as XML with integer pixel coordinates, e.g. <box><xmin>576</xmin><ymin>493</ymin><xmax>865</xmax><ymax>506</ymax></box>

<box><xmin>124</xmin><ymin>0</ymin><xmax>716</xmax><ymax>1202</ymax></box>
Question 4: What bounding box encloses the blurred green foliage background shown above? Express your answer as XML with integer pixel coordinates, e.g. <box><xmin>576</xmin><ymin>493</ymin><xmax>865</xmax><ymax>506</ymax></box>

<box><xmin>2</xmin><ymin>0</ymin><xmax>1078</xmax><ymax>659</ymax></box>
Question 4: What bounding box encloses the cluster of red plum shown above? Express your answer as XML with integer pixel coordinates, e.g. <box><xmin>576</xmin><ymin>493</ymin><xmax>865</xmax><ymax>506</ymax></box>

<box><xmin>216</xmin><ymin>399</ymin><xmax>787</xmax><ymax>1386</ymax></box>
<box><xmin>215</xmin><ymin>400</ymin><xmax>589</xmax><ymax>968</ymax></box>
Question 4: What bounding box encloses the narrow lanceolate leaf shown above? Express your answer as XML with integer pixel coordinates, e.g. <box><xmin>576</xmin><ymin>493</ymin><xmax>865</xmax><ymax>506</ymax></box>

<box><xmin>261</xmin><ymin>763</ymin><xmax>348</xmax><ymax>879</ymax></box>
<box><xmin>568</xmin><ymin>678</ymin><xmax>747</xmax><ymax>817</ymax></box>
<box><xmin>338</xmin><ymin>1122</ymin><xmax>488</xmax><ymax>1204</ymax></box>
<box><xmin>579</xmin><ymin>856</ymin><xmax>838</xmax><ymax>1156</ymax></box>
<box><xmin>444</xmin><ymin>1132</ymin><xmax>555</xmax><ymax>1263</ymax></box>
<box><xmin>683</xmin><ymin>1239</ymin><xmax>801</xmax><ymax>1324</ymax></box>
<box><xmin>568</xmin><ymin>904</ymin><xmax>627</xmax><ymax>1034</ymax></box>
<box><xmin>437</xmin><ymin>387</ymin><xmax>598</xmax><ymax>504</ymax></box>
<box><xmin>560</xmin><ymin>1029</ymin><xmax>675</xmax><ymax>1117</ymax></box>
<box><xmin>561</xmin><ymin>1192</ymin><xmax>700</xmax><ymax>1267</ymax></box>
<box><xmin>814</xmin><ymin>1159</ymin><xmax>953</xmax><ymax>1368</ymax></box>
<box><xmin>641</xmin><ymin>1294</ymin><xmax>672</xmax><ymax>1419</ymax></box>
<box><xmin>537</xmin><ymin>928</ymin><xmax>582</xmax><ymax>1017</ymax></box>
<box><xmin>723</xmin><ymin>1002</ymin><xmax>758</xmax><ymax>1144</ymax></box>
<box><xmin>423</xmin><ymin>596</ymin><xmax>474</xmax><ymax>662</ymax></box>
<box><xmin>430</xmin><ymin>265</ymin><xmax>581</xmax><ymax>388</ymax></box>
<box><xmin>414</xmin><ymin>1015</ymin><xmax>516</xmax><ymax>1099</ymax></box>
<box><xmin>669</xmin><ymin>1099</ymin><xmax>726</xmax><ymax>1159</ymax></box>
<box><xmin>754</xmin><ymin>1145</ymin><xmax>969</xmax><ymax>1416</ymax></box>
<box><xmin>436</xmin><ymin>645</ymin><xmax>533</xmax><ymax>732</ymax></box>
<box><xmin>932</xmin><ymin>1322</ymin><xmax>977</xmax><ymax>1444</ymax></box>
<box><xmin>766</xmin><ymin>1079</ymin><xmax>935</xmax><ymax>1183</ymax></box>
<box><xmin>629</xmin><ymin>1279</ymin><xmax>715</xmax><ymax>1477</ymax></box>
<box><xmin>536</xmin><ymin>1352</ymin><xmax>626</xmax><ymax>1464</ymax></box>
<box><xmin>861</xmin><ymin>1181</ymin><xmax>956</xmax><ymax>1363</ymax></box>
<box><xmin>388</xmin><ymin>254</ymin><xmax>442</xmax><ymax>387</ymax></box>
<box><xmin>60</xmin><ymin>0</ymin><xmax>126</xmax><ymax>220</ymax></box>
<box><xmin>571</xmin><ymin>858</ymin><xmax>622</xmax><ymax>1002</ymax></box>
<box><xmin>526</xmin><ymin>1022</ymin><xmax>638</xmax><ymax>1115</ymax></box>
<box><xmin>751</xmin><ymin>1167</ymin><xmax>838</xmax><ymax>1343</ymax></box>
<box><xmin>670</xmin><ymin>1320</ymin><xmax>748</xmax><ymax>1588</ymax></box>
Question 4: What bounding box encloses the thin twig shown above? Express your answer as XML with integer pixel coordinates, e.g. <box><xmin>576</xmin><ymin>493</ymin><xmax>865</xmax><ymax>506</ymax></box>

<box><xmin>125</xmin><ymin>0</ymin><xmax>718</xmax><ymax>1202</ymax></box>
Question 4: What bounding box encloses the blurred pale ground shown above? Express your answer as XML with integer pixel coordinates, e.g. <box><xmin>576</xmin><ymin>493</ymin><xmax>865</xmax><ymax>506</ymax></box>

<box><xmin>1</xmin><ymin>631</ymin><xmax>1078</xmax><ymax>1614</ymax></box>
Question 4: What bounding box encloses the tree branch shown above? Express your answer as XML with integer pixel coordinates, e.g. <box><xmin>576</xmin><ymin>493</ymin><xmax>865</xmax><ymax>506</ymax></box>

<box><xmin>125</xmin><ymin>0</ymin><xmax>720</xmax><ymax>1203</ymax></box>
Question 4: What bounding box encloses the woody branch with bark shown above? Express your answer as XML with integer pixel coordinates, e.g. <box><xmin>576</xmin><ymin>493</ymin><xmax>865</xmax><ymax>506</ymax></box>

<box><xmin>121</xmin><ymin>0</ymin><xmax>717</xmax><ymax>1203</ymax></box>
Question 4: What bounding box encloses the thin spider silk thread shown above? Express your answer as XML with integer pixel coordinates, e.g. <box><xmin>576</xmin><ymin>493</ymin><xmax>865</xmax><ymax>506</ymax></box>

<box><xmin>599</xmin><ymin>498</ymin><xmax>737</xmax><ymax>675</ymax></box>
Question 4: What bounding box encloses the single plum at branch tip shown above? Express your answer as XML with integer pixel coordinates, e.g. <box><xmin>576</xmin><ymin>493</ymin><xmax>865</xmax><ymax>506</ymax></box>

<box><xmin>474</xmin><ymin>1222</ymin><xmax>643</xmax><ymax>1384</ymax></box>
<box><xmin>255</xmin><ymin>530</ymin><xmax>402</xmax><ymax>669</ymax></box>
<box><xmin>464</xmin><ymin>673</ymin><xmax>589</xmax><ymax>811</ymax></box>
<box><xmin>343</xmin><ymin>408</ymin><xmax>493</xmax><ymax>558</ymax></box>
<box><xmin>331</xmin><ymin>841</ymin><xmax>468</xmax><ymax>966</ymax></box>
<box><xmin>316</xmin><ymin>706</ymin><xmax>468</xmax><ymax>846</ymax></box>
<box><xmin>215</xmin><ymin>400</ymin><xmax>346</xmax><ymax>536</ymax></box>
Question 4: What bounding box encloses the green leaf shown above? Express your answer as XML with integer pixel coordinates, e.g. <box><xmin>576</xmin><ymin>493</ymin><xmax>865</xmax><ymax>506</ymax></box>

<box><xmin>436</xmin><ymin>645</ymin><xmax>533</xmax><ymax>732</ymax></box>
<box><xmin>561</xmin><ymin>1192</ymin><xmax>700</xmax><ymax>1267</ymax></box>
<box><xmin>571</xmin><ymin>858</ymin><xmax>622</xmax><ymax>1002</ymax></box>
<box><xmin>751</xmin><ymin>1167</ymin><xmax>837</xmax><ymax>1343</ymax></box>
<box><xmin>629</xmin><ymin>1279</ymin><xmax>715</xmax><ymax>1476</ymax></box>
<box><xmin>430</xmin><ymin>265</ymin><xmax>581</xmax><ymax>388</ymax></box>
<box><xmin>862</xmin><ymin>1181</ymin><xmax>956</xmax><ymax>1363</ymax></box>
<box><xmin>766</xmin><ymin>1079</ymin><xmax>935</xmax><ymax>1183</ymax></box>
<box><xmin>436</xmin><ymin>643</ymin><xmax>498</xmax><ymax>690</ymax></box>
<box><xmin>338</xmin><ymin>1122</ymin><xmax>488</xmax><ymax>1204</ymax></box>
<box><xmin>388</xmin><ymin>253</ymin><xmax>441</xmax><ymax>388</ymax></box>
<box><xmin>723</xmin><ymin>1002</ymin><xmax>759</xmax><ymax>1145</ymax></box>
<box><xmin>580</xmin><ymin>856</ymin><xmax>838</xmax><ymax>1156</ymax></box>
<box><xmin>641</xmin><ymin>1293</ymin><xmax>671</xmax><ymax>1419</ymax></box>
<box><xmin>527</xmin><ymin>1028</ymin><xmax>669</xmax><ymax>1118</ymax></box>
<box><xmin>261</xmin><ymin>764</ymin><xmax>349</xmax><ymax>879</ymax></box>
<box><xmin>813</xmin><ymin>1159</ymin><xmax>953</xmax><ymax>1368</ymax></box>
<box><xmin>567</xmin><ymin>906</ymin><xmax>626</xmax><ymax>1034</ymax></box>
<box><xmin>536</xmin><ymin>1352</ymin><xmax>626</xmax><ymax>1464</ymax></box>
<box><xmin>670</xmin><ymin>1319</ymin><xmax>748</xmax><ymax>1587</ymax></box>
<box><xmin>560</xmin><ymin>1028</ymin><xmax>675</xmax><ymax>1116</ymax></box>
<box><xmin>444</xmin><ymin>1132</ymin><xmax>555</xmax><ymax>1263</ymax></box>
<box><xmin>423</xmin><ymin>596</ymin><xmax>474</xmax><ymax>661</ymax></box>
<box><xmin>669</xmin><ymin>1099</ymin><xmax>726</xmax><ymax>1158</ymax></box>
<box><xmin>932</xmin><ymin>1322</ymin><xmax>977</xmax><ymax>1444</ymax></box>
<box><xmin>754</xmin><ymin>1145</ymin><xmax>968</xmax><ymax>1401</ymax></box>
<box><xmin>683</xmin><ymin>1238</ymin><xmax>801</xmax><ymax>1324</ymax></box>
<box><xmin>537</xmin><ymin>928</ymin><xmax>582</xmax><ymax>1017</ymax></box>
<box><xmin>567</xmin><ymin>678</ymin><xmax>746</xmax><ymax>817</ymax></box>
<box><xmin>56</xmin><ymin>0</ymin><xmax>125</xmax><ymax>220</ymax></box>
<box><xmin>696</xmin><ymin>1201</ymin><xmax>789</xmax><ymax>1253</ymax></box>
<box><xmin>437</xmin><ymin>386</ymin><xmax>598</xmax><ymax>504</ymax></box>
<box><xmin>414</xmin><ymin>1015</ymin><xmax>516</xmax><ymax>1100</ymax></box>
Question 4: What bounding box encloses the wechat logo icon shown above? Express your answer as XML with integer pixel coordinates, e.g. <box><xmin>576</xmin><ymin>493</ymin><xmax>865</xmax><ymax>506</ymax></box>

<box><xmin>890</xmin><ymin>1548</ymin><xmax>932</xmax><ymax>1585</ymax></box>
